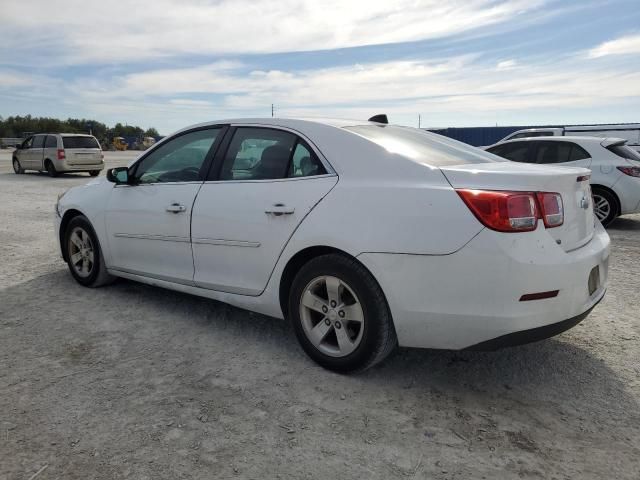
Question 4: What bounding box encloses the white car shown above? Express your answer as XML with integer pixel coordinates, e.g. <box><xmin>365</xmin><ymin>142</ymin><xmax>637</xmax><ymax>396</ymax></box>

<box><xmin>485</xmin><ymin>136</ymin><xmax>640</xmax><ymax>226</ymax></box>
<box><xmin>55</xmin><ymin>118</ymin><xmax>610</xmax><ymax>372</ymax></box>
<box><xmin>496</xmin><ymin>124</ymin><xmax>640</xmax><ymax>152</ymax></box>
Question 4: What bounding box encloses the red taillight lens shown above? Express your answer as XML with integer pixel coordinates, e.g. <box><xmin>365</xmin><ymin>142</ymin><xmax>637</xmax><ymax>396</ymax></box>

<box><xmin>457</xmin><ymin>189</ymin><xmax>564</xmax><ymax>232</ymax></box>
<box><xmin>536</xmin><ymin>192</ymin><xmax>564</xmax><ymax>228</ymax></box>
<box><xmin>456</xmin><ymin>189</ymin><xmax>538</xmax><ymax>232</ymax></box>
<box><xmin>57</xmin><ymin>149</ymin><xmax>65</xmax><ymax>160</ymax></box>
<box><xmin>617</xmin><ymin>166</ymin><xmax>640</xmax><ymax>177</ymax></box>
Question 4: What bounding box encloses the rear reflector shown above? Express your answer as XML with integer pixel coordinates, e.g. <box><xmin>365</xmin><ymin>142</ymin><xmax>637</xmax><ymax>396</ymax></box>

<box><xmin>57</xmin><ymin>149</ymin><xmax>65</xmax><ymax>160</ymax></box>
<box><xmin>520</xmin><ymin>290</ymin><xmax>559</xmax><ymax>301</ymax></box>
<box><xmin>456</xmin><ymin>189</ymin><xmax>564</xmax><ymax>232</ymax></box>
<box><xmin>617</xmin><ymin>166</ymin><xmax>640</xmax><ymax>178</ymax></box>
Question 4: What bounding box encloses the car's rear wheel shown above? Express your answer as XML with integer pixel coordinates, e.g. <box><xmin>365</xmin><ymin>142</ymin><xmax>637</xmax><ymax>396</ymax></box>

<box><xmin>65</xmin><ymin>215</ymin><xmax>115</xmax><ymax>287</ymax></box>
<box><xmin>592</xmin><ymin>187</ymin><xmax>618</xmax><ymax>227</ymax></box>
<box><xmin>89</xmin><ymin>170</ymin><xmax>100</xmax><ymax>177</ymax></box>
<box><xmin>12</xmin><ymin>158</ymin><xmax>24</xmax><ymax>174</ymax></box>
<box><xmin>45</xmin><ymin>160</ymin><xmax>58</xmax><ymax>177</ymax></box>
<box><xmin>289</xmin><ymin>254</ymin><xmax>397</xmax><ymax>373</ymax></box>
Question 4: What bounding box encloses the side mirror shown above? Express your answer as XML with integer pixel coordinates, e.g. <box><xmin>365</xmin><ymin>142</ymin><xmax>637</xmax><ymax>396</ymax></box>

<box><xmin>107</xmin><ymin>167</ymin><xmax>130</xmax><ymax>184</ymax></box>
<box><xmin>15</xmin><ymin>144</ymin><xmax>22</xmax><ymax>150</ymax></box>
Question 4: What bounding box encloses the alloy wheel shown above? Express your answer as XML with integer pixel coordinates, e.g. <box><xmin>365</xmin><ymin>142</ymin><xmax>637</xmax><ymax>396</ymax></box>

<box><xmin>299</xmin><ymin>275</ymin><xmax>365</xmax><ymax>357</ymax></box>
<box><xmin>68</xmin><ymin>227</ymin><xmax>95</xmax><ymax>278</ymax></box>
<box><xmin>593</xmin><ymin>194</ymin><xmax>611</xmax><ymax>223</ymax></box>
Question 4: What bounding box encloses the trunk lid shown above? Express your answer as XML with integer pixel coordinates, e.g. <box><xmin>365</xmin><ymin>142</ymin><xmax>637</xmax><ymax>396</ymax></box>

<box><xmin>440</xmin><ymin>162</ymin><xmax>595</xmax><ymax>252</ymax></box>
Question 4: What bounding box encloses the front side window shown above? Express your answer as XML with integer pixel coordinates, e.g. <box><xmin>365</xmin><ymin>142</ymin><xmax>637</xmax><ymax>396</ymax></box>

<box><xmin>45</xmin><ymin>135</ymin><xmax>57</xmax><ymax>148</ymax></box>
<box><xmin>496</xmin><ymin>142</ymin><xmax>530</xmax><ymax>162</ymax></box>
<box><xmin>22</xmin><ymin>137</ymin><xmax>34</xmax><ymax>149</ymax></box>
<box><xmin>220</xmin><ymin>128</ymin><xmax>297</xmax><ymax>180</ymax></box>
<box><xmin>133</xmin><ymin>128</ymin><xmax>221</xmax><ymax>184</ymax></box>
<box><xmin>32</xmin><ymin>135</ymin><xmax>45</xmax><ymax>148</ymax></box>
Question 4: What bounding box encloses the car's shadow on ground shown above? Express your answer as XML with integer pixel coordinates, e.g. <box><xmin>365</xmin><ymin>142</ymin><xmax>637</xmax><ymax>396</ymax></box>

<box><xmin>3</xmin><ymin>268</ymin><xmax>637</xmax><ymax>429</ymax></box>
<box><xmin>609</xmin><ymin>216</ymin><xmax>640</xmax><ymax>231</ymax></box>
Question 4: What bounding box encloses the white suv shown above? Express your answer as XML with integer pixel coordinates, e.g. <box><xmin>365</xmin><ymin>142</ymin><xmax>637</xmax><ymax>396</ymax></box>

<box><xmin>12</xmin><ymin>133</ymin><xmax>104</xmax><ymax>177</ymax></box>
<box><xmin>485</xmin><ymin>136</ymin><xmax>640</xmax><ymax>226</ymax></box>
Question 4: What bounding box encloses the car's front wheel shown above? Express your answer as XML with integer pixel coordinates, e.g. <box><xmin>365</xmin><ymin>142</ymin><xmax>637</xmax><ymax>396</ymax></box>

<box><xmin>65</xmin><ymin>215</ymin><xmax>115</xmax><ymax>287</ymax></box>
<box><xmin>289</xmin><ymin>254</ymin><xmax>397</xmax><ymax>373</ymax></box>
<box><xmin>89</xmin><ymin>170</ymin><xmax>100</xmax><ymax>177</ymax></box>
<box><xmin>592</xmin><ymin>187</ymin><xmax>618</xmax><ymax>227</ymax></box>
<box><xmin>12</xmin><ymin>158</ymin><xmax>24</xmax><ymax>174</ymax></box>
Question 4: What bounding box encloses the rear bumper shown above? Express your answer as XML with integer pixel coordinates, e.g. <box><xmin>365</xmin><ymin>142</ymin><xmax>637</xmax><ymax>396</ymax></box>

<box><xmin>55</xmin><ymin>159</ymin><xmax>104</xmax><ymax>171</ymax></box>
<box><xmin>465</xmin><ymin>294</ymin><xmax>603</xmax><ymax>350</ymax></box>
<box><xmin>612</xmin><ymin>174</ymin><xmax>640</xmax><ymax>215</ymax></box>
<box><xmin>357</xmin><ymin>222</ymin><xmax>610</xmax><ymax>350</ymax></box>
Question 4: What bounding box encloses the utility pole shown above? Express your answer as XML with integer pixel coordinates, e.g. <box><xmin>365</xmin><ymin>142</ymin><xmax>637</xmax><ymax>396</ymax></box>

<box><xmin>418</xmin><ymin>114</ymin><xmax>421</xmax><ymax>129</ymax></box>
<box><xmin>271</xmin><ymin>104</ymin><xmax>274</xmax><ymax>117</ymax></box>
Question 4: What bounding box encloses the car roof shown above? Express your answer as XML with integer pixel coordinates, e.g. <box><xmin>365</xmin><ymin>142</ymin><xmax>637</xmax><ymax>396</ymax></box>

<box><xmin>497</xmin><ymin>136</ymin><xmax>626</xmax><ymax>144</ymax></box>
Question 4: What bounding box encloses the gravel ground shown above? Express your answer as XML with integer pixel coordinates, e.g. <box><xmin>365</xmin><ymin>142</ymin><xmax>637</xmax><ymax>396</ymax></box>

<box><xmin>1</xmin><ymin>150</ymin><xmax>639</xmax><ymax>480</ymax></box>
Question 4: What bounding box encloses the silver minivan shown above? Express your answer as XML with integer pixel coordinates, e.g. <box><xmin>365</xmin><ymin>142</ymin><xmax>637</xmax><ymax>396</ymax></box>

<box><xmin>12</xmin><ymin>133</ymin><xmax>104</xmax><ymax>177</ymax></box>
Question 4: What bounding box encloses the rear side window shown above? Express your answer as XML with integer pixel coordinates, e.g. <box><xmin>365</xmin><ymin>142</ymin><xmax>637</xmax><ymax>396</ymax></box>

<box><xmin>219</xmin><ymin>128</ymin><xmax>308</xmax><ymax>180</ymax></box>
<box><xmin>607</xmin><ymin>145</ymin><xmax>640</xmax><ymax>161</ymax></box>
<box><xmin>488</xmin><ymin>142</ymin><xmax>530</xmax><ymax>162</ymax></box>
<box><xmin>45</xmin><ymin>135</ymin><xmax>57</xmax><ymax>148</ymax></box>
<box><xmin>535</xmin><ymin>141</ymin><xmax>590</xmax><ymax>164</ymax></box>
<box><xmin>345</xmin><ymin>125</ymin><xmax>505</xmax><ymax>166</ymax></box>
<box><xmin>62</xmin><ymin>136</ymin><xmax>100</xmax><ymax>149</ymax></box>
<box><xmin>32</xmin><ymin>135</ymin><xmax>45</xmax><ymax>148</ymax></box>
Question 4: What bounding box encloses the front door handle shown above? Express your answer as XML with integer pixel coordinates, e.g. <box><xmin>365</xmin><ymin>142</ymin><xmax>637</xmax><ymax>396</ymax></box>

<box><xmin>166</xmin><ymin>203</ymin><xmax>187</xmax><ymax>213</ymax></box>
<box><xmin>265</xmin><ymin>203</ymin><xmax>295</xmax><ymax>216</ymax></box>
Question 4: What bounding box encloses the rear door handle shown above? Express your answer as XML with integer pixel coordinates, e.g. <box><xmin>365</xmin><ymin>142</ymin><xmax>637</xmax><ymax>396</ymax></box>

<box><xmin>166</xmin><ymin>203</ymin><xmax>187</xmax><ymax>213</ymax></box>
<box><xmin>265</xmin><ymin>203</ymin><xmax>295</xmax><ymax>216</ymax></box>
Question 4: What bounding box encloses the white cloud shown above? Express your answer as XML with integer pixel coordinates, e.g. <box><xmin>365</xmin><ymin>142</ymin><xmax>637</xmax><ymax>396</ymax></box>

<box><xmin>0</xmin><ymin>0</ymin><xmax>548</xmax><ymax>63</ymax></box>
<box><xmin>588</xmin><ymin>33</ymin><xmax>640</xmax><ymax>58</ymax></box>
<box><xmin>496</xmin><ymin>59</ymin><xmax>517</xmax><ymax>70</ymax></box>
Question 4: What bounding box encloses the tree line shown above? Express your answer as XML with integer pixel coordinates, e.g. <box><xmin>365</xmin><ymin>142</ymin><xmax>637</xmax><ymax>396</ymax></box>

<box><xmin>0</xmin><ymin>115</ymin><xmax>159</xmax><ymax>141</ymax></box>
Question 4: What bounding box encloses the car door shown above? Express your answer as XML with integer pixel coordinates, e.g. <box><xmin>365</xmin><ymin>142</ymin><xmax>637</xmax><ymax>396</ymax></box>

<box><xmin>18</xmin><ymin>136</ymin><xmax>34</xmax><ymax>167</ymax></box>
<box><xmin>43</xmin><ymin>134</ymin><xmax>58</xmax><ymax>169</ymax></box>
<box><xmin>104</xmin><ymin>126</ymin><xmax>225</xmax><ymax>284</ymax></box>
<box><xmin>28</xmin><ymin>135</ymin><xmax>46</xmax><ymax>169</ymax></box>
<box><xmin>532</xmin><ymin>140</ymin><xmax>592</xmax><ymax>169</ymax></box>
<box><xmin>191</xmin><ymin>126</ymin><xmax>338</xmax><ymax>295</ymax></box>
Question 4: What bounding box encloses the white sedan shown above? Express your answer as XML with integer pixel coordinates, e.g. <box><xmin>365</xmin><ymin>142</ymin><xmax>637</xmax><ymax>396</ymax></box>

<box><xmin>55</xmin><ymin>118</ymin><xmax>610</xmax><ymax>372</ymax></box>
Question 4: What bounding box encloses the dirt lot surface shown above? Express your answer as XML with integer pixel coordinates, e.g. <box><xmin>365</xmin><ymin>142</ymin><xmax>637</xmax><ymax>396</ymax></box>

<box><xmin>1</xmin><ymin>150</ymin><xmax>639</xmax><ymax>479</ymax></box>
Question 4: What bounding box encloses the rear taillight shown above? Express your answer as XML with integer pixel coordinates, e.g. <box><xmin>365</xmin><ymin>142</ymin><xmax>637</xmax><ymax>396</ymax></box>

<box><xmin>57</xmin><ymin>149</ymin><xmax>65</xmax><ymax>160</ymax></box>
<box><xmin>617</xmin><ymin>166</ymin><xmax>640</xmax><ymax>177</ymax></box>
<box><xmin>536</xmin><ymin>192</ymin><xmax>564</xmax><ymax>228</ymax></box>
<box><xmin>456</xmin><ymin>189</ymin><xmax>564</xmax><ymax>233</ymax></box>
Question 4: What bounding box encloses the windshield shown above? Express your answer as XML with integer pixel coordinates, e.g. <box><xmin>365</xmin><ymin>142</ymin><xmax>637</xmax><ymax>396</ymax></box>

<box><xmin>62</xmin><ymin>136</ymin><xmax>100</xmax><ymax>149</ymax></box>
<box><xmin>345</xmin><ymin>125</ymin><xmax>506</xmax><ymax>167</ymax></box>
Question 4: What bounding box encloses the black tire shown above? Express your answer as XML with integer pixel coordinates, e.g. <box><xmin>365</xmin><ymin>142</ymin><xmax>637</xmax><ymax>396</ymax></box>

<box><xmin>45</xmin><ymin>160</ymin><xmax>58</xmax><ymax>177</ymax></box>
<box><xmin>89</xmin><ymin>170</ymin><xmax>100</xmax><ymax>177</ymax></box>
<box><xmin>592</xmin><ymin>187</ymin><xmax>618</xmax><ymax>227</ymax></box>
<box><xmin>64</xmin><ymin>215</ymin><xmax>116</xmax><ymax>287</ymax></box>
<box><xmin>288</xmin><ymin>253</ymin><xmax>397</xmax><ymax>373</ymax></box>
<box><xmin>12</xmin><ymin>157</ymin><xmax>24</xmax><ymax>174</ymax></box>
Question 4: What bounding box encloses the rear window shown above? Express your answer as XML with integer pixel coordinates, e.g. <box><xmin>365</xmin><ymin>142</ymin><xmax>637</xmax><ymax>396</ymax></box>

<box><xmin>345</xmin><ymin>125</ymin><xmax>505</xmax><ymax>166</ymax></box>
<box><xmin>62</xmin><ymin>136</ymin><xmax>100</xmax><ymax>149</ymax></box>
<box><xmin>607</xmin><ymin>145</ymin><xmax>640</xmax><ymax>161</ymax></box>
